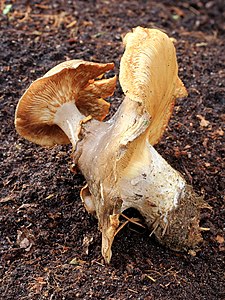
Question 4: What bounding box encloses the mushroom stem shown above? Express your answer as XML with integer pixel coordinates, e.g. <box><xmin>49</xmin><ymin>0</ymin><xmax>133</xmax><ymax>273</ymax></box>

<box><xmin>120</xmin><ymin>140</ymin><xmax>186</xmax><ymax>216</ymax></box>
<box><xmin>75</xmin><ymin>96</ymin><xmax>204</xmax><ymax>262</ymax></box>
<box><xmin>54</xmin><ymin>102</ymin><xmax>84</xmax><ymax>149</ymax></box>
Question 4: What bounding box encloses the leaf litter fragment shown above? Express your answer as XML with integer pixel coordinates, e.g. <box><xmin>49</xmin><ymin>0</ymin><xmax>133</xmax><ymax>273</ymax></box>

<box><xmin>82</xmin><ymin>235</ymin><xmax>94</xmax><ymax>255</ymax></box>
<box><xmin>196</xmin><ymin>114</ymin><xmax>210</xmax><ymax>127</ymax></box>
<box><xmin>215</xmin><ymin>235</ymin><xmax>224</xmax><ymax>244</ymax></box>
<box><xmin>16</xmin><ymin>228</ymin><xmax>35</xmax><ymax>252</ymax></box>
<box><xmin>3</xmin><ymin>4</ymin><xmax>12</xmax><ymax>15</ymax></box>
<box><xmin>69</xmin><ymin>258</ymin><xmax>86</xmax><ymax>265</ymax></box>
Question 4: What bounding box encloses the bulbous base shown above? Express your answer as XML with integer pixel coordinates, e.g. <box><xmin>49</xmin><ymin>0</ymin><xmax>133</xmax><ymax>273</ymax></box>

<box><xmin>149</xmin><ymin>185</ymin><xmax>206</xmax><ymax>251</ymax></box>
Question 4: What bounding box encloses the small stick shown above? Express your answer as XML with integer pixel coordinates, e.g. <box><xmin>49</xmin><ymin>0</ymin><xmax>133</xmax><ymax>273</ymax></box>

<box><xmin>114</xmin><ymin>220</ymin><xmax>129</xmax><ymax>236</ymax></box>
<box><xmin>199</xmin><ymin>227</ymin><xmax>210</xmax><ymax>231</ymax></box>
<box><xmin>145</xmin><ymin>275</ymin><xmax>156</xmax><ymax>282</ymax></box>
<box><xmin>121</xmin><ymin>213</ymin><xmax>146</xmax><ymax>229</ymax></box>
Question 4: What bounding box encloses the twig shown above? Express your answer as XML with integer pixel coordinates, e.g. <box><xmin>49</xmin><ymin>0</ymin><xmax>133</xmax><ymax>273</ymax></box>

<box><xmin>149</xmin><ymin>218</ymin><xmax>160</xmax><ymax>237</ymax></box>
<box><xmin>114</xmin><ymin>220</ymin><xmax>129</xmax><ymax>236</ymax></box>
<box><xmin>128</xmin><ymin>288</ymin><xmax>138</xmax><ymax>294</ymax></box>
<box><xmin>121</xmin><ymin>213</ymin><xmax>146</xmax><ymax>229</ymax></box>
<box><xmin>181</xmin><ymin>162</ymin><xmax>193</xmax><ymax>184</ymax></box>
<box><xmin>145</xmin><ymin>275</ymin><xmax>156</xmax><ymax>282</ymax></box>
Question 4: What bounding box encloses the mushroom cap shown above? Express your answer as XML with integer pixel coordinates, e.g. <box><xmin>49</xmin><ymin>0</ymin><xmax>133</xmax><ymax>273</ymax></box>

<box><xmin>15</xmin><ymin>60</ymin><xmax>116</xmax><ymax>147</ymax></box>
<box><xmin>119</xmin><ymin>27</ymin><xmax>187</xmax><ymax>145</ymax></box>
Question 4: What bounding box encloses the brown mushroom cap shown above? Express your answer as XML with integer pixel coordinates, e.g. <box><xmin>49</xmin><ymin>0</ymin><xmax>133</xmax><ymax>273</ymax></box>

<box><xmin>15</xmin><ymin>60</ymin><xmax>116</xmax><ymax>147</ymax></box>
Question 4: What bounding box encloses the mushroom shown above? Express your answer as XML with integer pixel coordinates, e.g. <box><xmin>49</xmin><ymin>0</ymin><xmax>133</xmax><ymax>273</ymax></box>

<box><xmin>15</xmin><ymin>60</ymin><xmax>116</xmax><ymax>148</ymax></box>
<box><xmin>15</xmin><ymin>27</ymin><xmax>206</xmax><ymax>264</ymax></box>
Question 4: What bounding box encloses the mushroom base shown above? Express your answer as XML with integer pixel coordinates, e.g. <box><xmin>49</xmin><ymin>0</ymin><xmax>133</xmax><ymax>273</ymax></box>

<box><xmin>74</xmin><ymin>117</ymin><xmax>207</xmax><ymax>262</ymax></box>
<box><xmin>147</xmin><ymin>185</ymin><xmax>206</xmax><ymax>251</ymax></box>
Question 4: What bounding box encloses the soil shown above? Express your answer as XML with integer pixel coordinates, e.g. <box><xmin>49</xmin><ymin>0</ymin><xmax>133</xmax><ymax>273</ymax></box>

<box><xmin>0</xmin><ymin>1</ymin><xmax>224</xmax><ymax>299</ymax></box>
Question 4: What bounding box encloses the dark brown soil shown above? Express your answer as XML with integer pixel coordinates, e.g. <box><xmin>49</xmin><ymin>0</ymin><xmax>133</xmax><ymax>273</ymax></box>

<box><xmin>0</xmin><ymin>1</ymin><xmax>224</xmax><ymax>299</ymax></box>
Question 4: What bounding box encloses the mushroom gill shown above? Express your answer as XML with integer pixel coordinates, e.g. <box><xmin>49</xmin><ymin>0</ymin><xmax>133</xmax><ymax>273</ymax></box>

<box><xmin>15</xmin><ymin>60</ymin><xmax>116</xmax><ymax>147</ymax></box>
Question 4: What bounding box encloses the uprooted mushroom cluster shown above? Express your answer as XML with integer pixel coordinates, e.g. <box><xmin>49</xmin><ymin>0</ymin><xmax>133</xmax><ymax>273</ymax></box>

<box><xmin>15</xmin><ymin>27</ymin><xmax>206</xmax><ymax>263</ymax></box>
